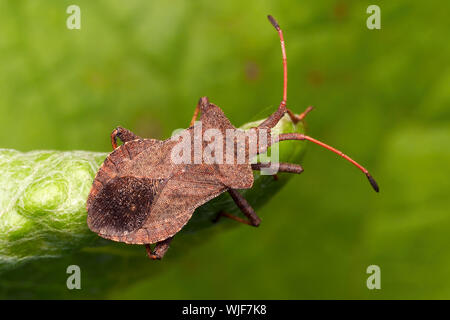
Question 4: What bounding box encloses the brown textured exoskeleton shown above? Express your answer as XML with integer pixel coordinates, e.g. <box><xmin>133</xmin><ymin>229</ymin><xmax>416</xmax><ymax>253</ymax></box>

<box><xmin>87</xmin><ymin>15</ymin><xmax>379</xmax><ymax>260</ymax></box>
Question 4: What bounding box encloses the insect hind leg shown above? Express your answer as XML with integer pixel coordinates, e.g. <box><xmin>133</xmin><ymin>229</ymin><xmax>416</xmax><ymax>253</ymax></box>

<box><xmin>214</xmin><ymin>189</ymin><xmax>261</xmax><ymax>227</ymax></box>
<box><xmin>145</xmin><ymin>236</ymin><xmax>174</xmax><ymax>260</ymax></box>
<box><xmin>111</xmin><ymin>127</ymin><xmax>141</xmax><ymax>149</ymax></box>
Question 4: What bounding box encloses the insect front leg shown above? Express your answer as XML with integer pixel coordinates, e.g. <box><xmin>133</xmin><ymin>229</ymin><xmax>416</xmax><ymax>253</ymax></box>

<box><xmin>189</xmin><ymin>98</ymin><xmax>202</xmax><ymax>127</ymax></box>
<box><xmin>189</xmin><ymin>96</ymin><xmax>211</xmax><ymax>127</ymax></box>
<box><xmin>251</xmin><ymin>162</ymin><xmax>304</xmax><ymax>175</ymax></box>
<box><xmin>287</xmin><ymin>106</ymin><xmax>314</xmax><ymax>123</ymax></box>
<box><xmin>214</xmin><ymin>189</ymin><xmax>261</xmax><ymax>227</ymax></box>
<box><xmin>110</xmin><ymin>127</ymin><xmax>141</xmax><ymax>149</ymax></box>
<box><xmin>145</xmin><ymin>236</ymin><xmax>174</xmax><ymax>260</ymax></box>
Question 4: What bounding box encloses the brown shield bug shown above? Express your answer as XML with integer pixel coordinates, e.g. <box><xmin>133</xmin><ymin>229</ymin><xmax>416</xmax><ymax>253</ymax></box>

<box><xmin>86</xmin><ymin>15</ymin><xmax>379</xmax><ymax>260</ymax></box>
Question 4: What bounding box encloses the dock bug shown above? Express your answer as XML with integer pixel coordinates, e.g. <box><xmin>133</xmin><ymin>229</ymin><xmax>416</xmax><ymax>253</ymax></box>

<box><xmin>87</xmin><ymin>15</ymin><xmax>379</xmax><ymax>260</ymax></box>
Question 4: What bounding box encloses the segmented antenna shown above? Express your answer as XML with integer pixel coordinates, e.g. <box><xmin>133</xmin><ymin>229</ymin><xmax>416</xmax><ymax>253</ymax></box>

<box><xmin>267</xmin><ymin>15</ymin><xmax>287</xmax><ymax>105</ymax></box>
<box><xmin>275</xmin><ymin>133</ymin><xmax>380</xmax><ymax>192</ymax></box>
<box><xmin>266</xmin><ymin>15</ymin><xmax>379</xmax><ymax>192</ymax></box>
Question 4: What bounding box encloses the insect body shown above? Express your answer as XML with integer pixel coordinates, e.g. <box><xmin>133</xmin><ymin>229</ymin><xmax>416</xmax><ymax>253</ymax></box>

<box><xmin>87</xmin><ymin>15</ymin><xmax>378</xmax><ymax>260</ymax></box>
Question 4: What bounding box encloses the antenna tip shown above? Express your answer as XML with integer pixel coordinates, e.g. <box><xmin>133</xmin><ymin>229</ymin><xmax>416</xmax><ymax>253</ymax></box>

<box><xmin>267</xmin><ymin>15</ymin><xmax>280</xmax><ymax>31</ymax></box>
<box><xmin>365</xmin><ymin>173</ymin><xmax>379</xmax><ymax>193</ymax></box>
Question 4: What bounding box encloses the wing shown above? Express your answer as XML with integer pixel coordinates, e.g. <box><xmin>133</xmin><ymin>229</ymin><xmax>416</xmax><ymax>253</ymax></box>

<box><xmin>87</xmin><ymin>138</ymin><xmax>164</xmax><ymax>208</ymax></box>
<box><xmin>87</xmin><ymin>138</ymin><xmax>170</xmax><ymax>236</ymax></box>
<box><xmin>87</xmin><ymin>175</ymin><xmax>167</xmax><ymax>236</ymax></box>
<box><xmin>88</xmin><ymin>136</ymin><xmax>228</xmax><ymax>244</ymax></box>
<box><xmin>100</xmin><ymin>164</ymin><xmax>227</xmax><ymax>244</ymax></box>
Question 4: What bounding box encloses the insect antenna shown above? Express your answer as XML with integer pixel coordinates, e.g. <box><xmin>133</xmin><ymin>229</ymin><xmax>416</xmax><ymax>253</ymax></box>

<box><xmin>262</xmin><ymin>15</ymin><xmax>305</xmax><ymax>126</ymax></box>
<box><xmin>268</xmin><ymin>15</ymin><xmax>287</xmax><ymax>106</ymax></box>
<box><xmin>274</xmin><ymin>133</ymin><xmax>379</xmax><ymax>192</ymax></box>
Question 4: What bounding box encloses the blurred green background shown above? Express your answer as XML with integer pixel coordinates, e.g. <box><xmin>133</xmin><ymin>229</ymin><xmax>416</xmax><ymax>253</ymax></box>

<box><xmin>0</xmin><ymin>0</ymin><xmax>449</xmax><ymax>299</ymax></box>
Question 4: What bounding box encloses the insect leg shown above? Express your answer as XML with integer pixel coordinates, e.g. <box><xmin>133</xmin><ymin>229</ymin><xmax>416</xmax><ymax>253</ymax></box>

<box><xmin>251</xmin><ymin>162</ymin><xmax>304</xmax><ymax>174</ymax></box>
<box><xmin>190</xmin><ymin>97</ymin><xmax>211</xmax><ymax>127</ymax></box>
<box><xmin>110</xmin><ymin>127</ymin><xmax>141</xmax><ymax>149</ymax></box>
<box><xmin>189</xmin><ymin>98</ymin><xmax>202</xmax><ymax>127</ymax></box>
<box><xmin>145</xmin><ymin>236</ymin><xmax>174</xmax><ymax>260</ymax></box>
<box><xmin>214</xmin><ymin>211</ymin><xmax>254</xmax><ymax>226</ymax></box>
<box><xmin>215</xmin><ymin>189</ymin><xmax>261</xmax><ymax>227</ymax></box>
<box><xmin>287</xmin><ymin>106</ymin><xmax>315</xmax><ymax>124</ymax></box>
